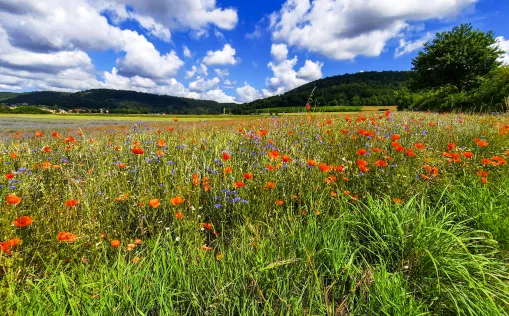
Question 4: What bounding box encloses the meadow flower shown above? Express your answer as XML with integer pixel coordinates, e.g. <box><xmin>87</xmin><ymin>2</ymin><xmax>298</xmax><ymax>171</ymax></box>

<box><xmin>5</xmin><ymin>173</ymin><xmax>15</xmax><ymax>179</ymax></box>
<box><xmin>149</xmin><ymin>199</ymin><xmax>160</xmax><ymax>208</ymax></box>
<box><xmin>131</xmin><ymin>147</ymin><xmax>145</xmax><ymax>154</ymax></box>
<box><xmin>12</xmin><ymin>216</ymin><xmax>33</xmax><ymax>227</ymax></box>
<box><xmin>1</xmin><ymin>238</ymin><xmax>21</xmax><ymax>254</ymax></box>
<box><xmin>57</xmin><ymin>232</ymin><xmax>77</xmax><ymax>242</ymax></box>
<box><xmin>65</xmin><ymin>200</ymin><xmax>78</xmax><ymax>207</ymax></box>
<box><xmin>111</xmin><ymin>240</ymin><xmax>121</xmax><ymax>248</ymax></box>
<box><xmin>126</xmin><ymin>243</ymin><xmax>136</xmax><ymax>251</ymax></box>
<box><xmin>275</xmin><ymin>200</ymin><xmax>284</xmax><ymax>206</ymax></box>
<box><xmin>170</xmin><ymin>196</ymin><xmax>185</xmax><ymax>206</ymax></box>
<box><xmin>6</xmin><ymin>194</ymin><xmax>22</xmax><ymax>205</ymax></box>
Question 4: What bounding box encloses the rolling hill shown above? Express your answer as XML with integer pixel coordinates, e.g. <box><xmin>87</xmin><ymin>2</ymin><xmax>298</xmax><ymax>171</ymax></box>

<box><xmin>0</xmin><ymin>89</ymin><xmax>234</xmax><ymax>114</ymax></box>
<box><xmin>232</xmin><ymin>71</ymin><xmax>410</xmax><ymax>114</ymax></box>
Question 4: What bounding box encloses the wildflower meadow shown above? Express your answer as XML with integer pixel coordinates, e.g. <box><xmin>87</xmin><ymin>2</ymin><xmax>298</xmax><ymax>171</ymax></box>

<box><xmin>2</xmin><ymin>111</ymin><xmax>509</xmax><ymax>315</ymax></box>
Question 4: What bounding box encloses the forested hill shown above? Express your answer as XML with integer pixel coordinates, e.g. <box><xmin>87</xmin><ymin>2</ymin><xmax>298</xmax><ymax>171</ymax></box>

<box><xmin>1</xmin><ymin>89</ymin><xmax>234</xmax><ymax>114</ymax></box>
<box><xmin>233</xmin><ymin>71</ymin><xmax>410</xmax><ymax>114</ymax></box>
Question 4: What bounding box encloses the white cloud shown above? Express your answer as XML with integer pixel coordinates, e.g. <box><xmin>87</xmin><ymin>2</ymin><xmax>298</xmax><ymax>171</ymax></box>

<box><xmin>189</xmin><ymin>76</ymin><xmax>221</xmax><ymax>92</ymax></box>
<box><xmin>496</xmin><ymin>36</ymin><xmax>509</xmax><ymax>65</ymax></box>
<box><xmin>183</xmin><ymin>45</ymin><xmax>193</xmax><ymax>58</ymax></box>
<box><xmin>116</xmin><ymin>30</ymin><xmax>184</xmax><ymax>79</ymax></box>
<box><xmin>262</xmin><ymin>43</ymin><xmax>323</xmax><ymax>97</ymax></box>
<box><xmin>185</xmin><ymin>66</ymin><xmax>198</xmax><ymax>79</ymax></box>
<box><xmin>201</xmin><ymin>88</ymin><xmax>236</xmax><ymax>103</ymax></box>
<box><xmin>214</xmin><ymin>68</ymin><xmax>229</xmax><ymax>78</ymax></box>
<box><xmin>395</xmin><ymin>32</ymin><xmax>434</xmax><ymax>57</ymax></box>
<box><xmin>0</xmin><ymin>0</ymin><xmax>184</xmax><ymax>82</ymax></box>
<box><xmin>214</xmin><ymin>29</ymin><xmax>226</xmax><ymax>42</ymax></box>
<box><xmin>200</xmin><ymin>63</ymin><xmax>209</xmax><ymax>76</ymax></box>
<box><xmin>237</xmin><ymin>82</ymin><xmax>263</xmax><ymax>103</ymax></box>
<box><xmin>98</xmin><ymin>0</ymin><xmax>238</xmax><ymax>32</ymax></box>
<box><xmin>296</xmin><ymin>60</ymin><xmax>323</xmax><ymax>81</ymax></box>
<box><xmin>270</xmin><ymin>0</ymin><xmax>477</xmax><ymax>60</ymax></box>
<box><xmin>271</xmin><ymin>43</ymin><xmax>289</xmax><ymax>62</ymax></box>
<box><xmin>203</xmin><ymin>44</ymin><xmax>237</xmax><ymax>66</ymax></box>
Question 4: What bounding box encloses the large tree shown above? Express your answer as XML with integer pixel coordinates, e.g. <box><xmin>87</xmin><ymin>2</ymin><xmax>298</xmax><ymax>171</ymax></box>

<box><xmin>411</xmin><ymin>24</ymin><xmax>504</xmax><ymax>92</ymax></box>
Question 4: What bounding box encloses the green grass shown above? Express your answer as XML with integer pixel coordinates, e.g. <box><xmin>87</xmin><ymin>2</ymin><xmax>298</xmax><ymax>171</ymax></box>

<box><xmin>0</xmin><ymin>113</ymin><xmax>257</xmax><ymax>121</ymax></box>
<box><xmin>257</xmin><ymin>105</ymin><xmax>362</xmax><ymax>113</ymax></box>
<box><xmin>1</xmin><ymin>112</ymin><xmax>509</xmax><ymax>315</ymax></box>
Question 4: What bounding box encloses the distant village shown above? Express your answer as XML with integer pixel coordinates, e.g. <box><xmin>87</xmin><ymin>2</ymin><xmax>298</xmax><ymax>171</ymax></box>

<box><xmin>0</xmin><ymin>102</ymin><xmax>110</xmax><ymax>114</ymax></box>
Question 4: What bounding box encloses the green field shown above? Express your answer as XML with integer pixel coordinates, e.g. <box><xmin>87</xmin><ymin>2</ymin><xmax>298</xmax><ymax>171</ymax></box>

<box><xmin>257</xmin><ymin>105</ymin><xmax>363</xmax><ymax>113</ymax></box>
<box><xmin>2</xmin><ymin>112</ymin><xmax>509</xmax><ymax>315</ymax></box>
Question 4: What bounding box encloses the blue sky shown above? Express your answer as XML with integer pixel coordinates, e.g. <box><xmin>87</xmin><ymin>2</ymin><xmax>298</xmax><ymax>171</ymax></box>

<box><xmin>0</xmin><ymin>0</ymin><xmax>508</xmax><ymax>103</ymax></box>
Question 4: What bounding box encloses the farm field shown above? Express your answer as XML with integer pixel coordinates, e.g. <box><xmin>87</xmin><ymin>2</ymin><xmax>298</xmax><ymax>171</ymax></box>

<box><xmin>1</xmin><ymin>111</ymin><xmax>509</xmax><ymax>315</ymax></box>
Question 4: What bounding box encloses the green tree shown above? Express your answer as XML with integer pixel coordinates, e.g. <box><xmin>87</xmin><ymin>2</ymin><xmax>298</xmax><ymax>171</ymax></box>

<box><xmin>411</xmin><ymin>24</ymin><xmax>504</xmax><ymax>92</ymax></box>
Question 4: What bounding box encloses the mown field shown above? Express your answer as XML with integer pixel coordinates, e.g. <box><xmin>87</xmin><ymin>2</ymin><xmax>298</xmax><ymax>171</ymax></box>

<box><xmin>1</xmin><ymin>111</ymin><xmax>509</xmax><ymax>315</ymax></box>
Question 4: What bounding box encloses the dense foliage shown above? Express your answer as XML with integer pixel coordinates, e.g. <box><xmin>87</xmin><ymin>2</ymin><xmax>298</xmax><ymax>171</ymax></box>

<box><xmin>411</xmin><ymin>24</ymin><xmax>503</xmax><ymax>92</ymax></box>
<box><xmin>1</xmin><ymin>112</ymin><xmax>509</xmax><ymax>314</ymax></box>
<box><xmin>0</xmin><ymin>106</ymin><xmax>51</xmax><ymax>114</ymax></box>
<box><xmin>2</xmin><ymin>89</ymin><xmax>234</xmax><ymax>114</ymax></box>
<box><xmin>233</xmin><ymin>71</ymin><xmax>409</xmax><ymax>114</ymax></box>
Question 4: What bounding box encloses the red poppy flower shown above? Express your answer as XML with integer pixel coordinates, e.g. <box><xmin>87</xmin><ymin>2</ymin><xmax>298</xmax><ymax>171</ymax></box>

<box><xmin>175</xmin><ymin>212</ymin><xmax>184</xmax><ymax>219</ymax></box>
<box><xmin>111</xmin><ymin>240</ymin><xmax>121</xmax><ymax>248</ymax></box>
<box><xmin>233</xmin><ymin>181</ymin><xmax>245</xmax><ymax>188</ymax></box>
<box><xmin>149</xmin><ymin>199</ymin><xmax>160</xmax><ymax>208</ymax></box>
<box><xmin>43</xmin><ymin>146</ymin><xmax>52</xmax><ymax>153</ymax></box>
<box><xmin>173</xmin><ymin>117</ymin><xmax>178</xmax><ymax>122</ymax></box>
<box><xmin>6</xmin><ymin>194</ymin><xmax>22</xmax><ymax>205</ymax></box>
<box><xmin>1</xmin><ymin>238</ymin><xmax>21</xmax><ymax>254</ymax></box>
<box><xmin>35</xmin><ymin>131</ymin><xmax>43</xmax><ymax>137</ymax></box>
<box><xmin>319</xmin><ymin>164</ymin><xmax>330</xmax><ymax>172</ymax></box>
<box><xmin>131</xmin><ymin>147</ymin><xmax>145</xmax><ymax>154</ymax></box>
<box><xmin>52</xmin><ymin>132</ymin><xmax>60</xmax><ymax>138</ymax></box>
<box><xmin>357</xmin><ymin>149</ymin><xmax>367</xmax><ymax>156</ymax></box>
<box><xmin>222</xmin><ymin>152</ymin><xmax>231</xmax><ymax>160</ymax></box>
<box><xmin>415</xmin><ymin>143</ymin><xmax>425</xmax><ymax>149</ymax></box>
<box><xmin>282</xmin><ymin>155</ymin><xmax>291</xmax><ymax>163</ymax></box>
<box><xmin>156</xmin><ymin>139</ymin><xmax>166</xmax><ymax>147</ymax></box>
<box><xmin>475</xmin><ymin>138</ymin><xmax>488</xmax><ymax>147</ymax></box>
<box><xmin>268</xmin><ymin>150</ymin><xmax>280</xmax><ymax>159</ymax></box>
<box><xmin>307</xmin><ymin>159</ymin><xmax>318</xmax><ymax>166</ymax></box>
<box><xmin>170</xmin><ymin>196</ymin><xmax>185</xmax><ymax>206</ymax></box>
<box><xmin>243</xmin><ymin>172</ymin><xmax>253</xmax><ymax>179</ymax></box>
<box><xmin>305</xmin><ymin>103</ymin><xmax>311</xmax><ymax>110</ymax></box>
<box><xmin>57</xmin><ymin>232</ymin><xmax>77</xmax><ymax>243</ymax></box>
<box><xmin>224</xmin><ymin>166</ymin><xmax>232</xmax><ymax>173</ymax></box>
<box><xmin>12</xmin><ymin>216</ymin><xmax>33</xmax><ymax>227</ymax></box>
<box><xmin>447</xmin><ymin>143</ymin><xmax>455</xmax><ymax>150</ymax></box>
<box><xmin>463</xmin><ymin>152</ymin><xmax>474</xmax><ymax>158</ymax></box>
<box><xmin>202</xmin><ymin>223</ymin><xmax>213</xmax><ymax>230</ymax></box>
<box><xmin>391</xmin><ymin>134</ymin><xmax>400</xmax><ymax>141</ymax></box>
<box><xmin>5</xmin><ymin>173</ymin><xmax>15</xmax><ymax>180</ymax></box>
<box><xmin>65</xmin><ymin>200</ymin><xmax>78</xmax><ymax>207</ymax></box>
<box><xmin>375</xmin><ymin>160</ymin><xmax>388</xmax><ymax>167</ymax></box>
<box><xmin>264</xmin><ymin>182</ymin><xmax>276</xmax><ymax>189</ymax></box>
<box><xmin>275</xmin><ymin>200</ymin><xmax>284</xmax><ymax>206</ymax></box>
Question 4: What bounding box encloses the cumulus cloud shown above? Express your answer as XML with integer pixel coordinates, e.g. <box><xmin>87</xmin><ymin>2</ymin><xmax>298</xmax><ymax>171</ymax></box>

<box><xmin>262</xmin><ymin>43</ymin><xmax>323</xmax><ymax>97</ymax></box>
<box><xmin>115</xmin><ymin>30</ymin><xmax>184</xmax><ymax>79</ymax></box>
<box><xmin>214</xmin><ymin>68</ymin><xmax>229</xmax><ymax>78</ymax></box>
<box><xmin>236</xmin><ymin>82</ymin><xmax>263</xmax><ymax>103</ymax></box>
<box><xmin>395</xmin><ymin>32</ymin><xmax>434</xmax><ymax>57</ymax></box>
<box><xmin>183</xmin><ymin>45</ymin><xmax>193</xmax><ymax>58</ymax></box>
<box><xmin>102</xmin><ymin>0</ymin><xmax>238</xmax><ymax>33</ymax></box>
<box><xmin>203</xmin><ymin>44</ymin><xmax>237</xmax><ymax>66</ymax></box>
<box><xmin>201</xmin><ymin>88</ymin><xmax>236</xmax><ymax>103</ymax></box>
<box><xmin>496</xmin><ymin>36</ymin><xmax>509</xmax><ymax>65</ymax></box>
<box><xmin>270</xmin><ymin>0</ymin><xmax>477</xmax><ymax>60</ymax></box>
<box><xmin>189</xmin><ymin>76</ymin><xmax>221</xmax><ymax>92</ymax></box>
<box><xmin>271</xmin><ymin>43</ymin><xmax>289</xmax><ymax>62</ymax></box>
